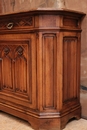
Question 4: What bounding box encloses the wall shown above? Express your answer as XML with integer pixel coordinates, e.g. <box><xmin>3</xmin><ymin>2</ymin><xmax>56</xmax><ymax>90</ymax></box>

<box><xmin>65</xmin><ymin>0</ymin><xmax>87</xmax><ymax>88</ymax></box>
<box><xmin>65</xmin><ymin>0</ymin><xmax>87</xmax><ymax>118</ymax></box>
<box><xmin>0</xmin><ymin>0</ymin><xmax>65</xmax><ymax>13</ymax></box>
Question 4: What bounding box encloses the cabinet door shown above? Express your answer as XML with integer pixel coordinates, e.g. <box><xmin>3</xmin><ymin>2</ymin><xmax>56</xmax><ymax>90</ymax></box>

<box><xmin>0</xmin><ymin>38</ymin><xmax>36</xmax><ymax>109</ymax></box>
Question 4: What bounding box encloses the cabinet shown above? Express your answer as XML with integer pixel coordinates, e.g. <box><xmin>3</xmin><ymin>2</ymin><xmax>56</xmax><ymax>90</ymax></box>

<box><xmin>0</xmin><ymin>9</ymin><xmax>85</xmax><ymax>130</ymax></box>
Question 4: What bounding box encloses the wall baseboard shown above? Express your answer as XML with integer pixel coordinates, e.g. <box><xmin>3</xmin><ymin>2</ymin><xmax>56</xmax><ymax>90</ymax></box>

<box><xmin>80</xmin><ymin>85</ymin><xmax>87</xmax><ymax>91</ymax></box>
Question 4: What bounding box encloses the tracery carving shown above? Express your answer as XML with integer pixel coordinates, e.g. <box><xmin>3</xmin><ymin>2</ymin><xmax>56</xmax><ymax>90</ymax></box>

<box><xmin>4</xmin><ymin>47</ymin><xmax>10</xmax><ymax>55</ymax></box>
<box><xmin>16</xmin><ymin>46</ymin><xmax>24</xmax><ymax>56</ymax></box>
<box><xmin>16</xmin><ymin>17</ymin><xmax>33</xmax><ymax>27</ymax></box>
<box><xmin>64</xmin><ymin>37</ymin><xmax>77</xmax><ymax>43</ymax></box>
<box><xmin>0</xmin><ymin>43</ymin><xmax>28</xmax><ymax>94</ymax></box>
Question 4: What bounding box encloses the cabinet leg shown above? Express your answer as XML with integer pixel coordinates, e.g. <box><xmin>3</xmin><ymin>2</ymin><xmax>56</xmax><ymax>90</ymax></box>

<box><xmin>27</xmin><ymin>108</ymin><xmax>81</xmax><ymax>130</ymax></box>
<box><xmin>27</xmin><ymin>115</ymin><xmax>61</xmax><ymax>130</ymax></box>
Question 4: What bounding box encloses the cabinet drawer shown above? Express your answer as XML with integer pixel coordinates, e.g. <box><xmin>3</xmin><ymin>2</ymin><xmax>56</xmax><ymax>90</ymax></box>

<box><xmin>0</xmin><ymin>16</ymin><xmax>34</xmax><ymax>31</ymax></box>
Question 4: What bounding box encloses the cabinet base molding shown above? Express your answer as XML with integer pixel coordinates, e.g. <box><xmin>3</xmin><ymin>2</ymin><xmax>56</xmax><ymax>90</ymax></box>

<box><xmin>0</xmin><ymin>103</ymin><xmax>81</xmax><ymax>130</ymax></box>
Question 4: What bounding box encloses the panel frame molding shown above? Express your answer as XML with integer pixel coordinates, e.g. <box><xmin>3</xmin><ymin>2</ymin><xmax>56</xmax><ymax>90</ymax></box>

<box><xmin>0</xmin><ymin>39</ymin><xmax>33</xmax><ymax>104</ymax></box>
<box><xmin>42</xmin><ymin>33</ymin><xmax>57</xmax><ymax>111</ymax></box>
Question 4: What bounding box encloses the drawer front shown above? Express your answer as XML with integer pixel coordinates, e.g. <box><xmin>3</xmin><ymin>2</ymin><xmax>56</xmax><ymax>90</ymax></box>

<box><xmin>0</xmin><ymin>16</ymin><xmax>34</xmax><ymax>31</ymax></box>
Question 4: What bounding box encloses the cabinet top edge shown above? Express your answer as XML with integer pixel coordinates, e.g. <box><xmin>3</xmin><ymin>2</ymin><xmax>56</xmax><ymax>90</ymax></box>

<box><xmin>0</xmin><ymin>8</ymin><xmax>85</xmax><ymax>18</ymax></box>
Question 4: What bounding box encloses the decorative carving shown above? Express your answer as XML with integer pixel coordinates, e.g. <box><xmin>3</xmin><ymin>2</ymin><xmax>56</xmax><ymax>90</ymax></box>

<box><xmin>1</xmin><ymin>46</ymin><xmax>12</xmax><ymax>61</ymax></box>
<box><xmin>4</xmin><ymin>47</ymin><xmax>10</xmax><ymax>55</ymax></box>
<box><xmin>16</xmin><ymin>46</ymin><xmax>24</xmax><ymax>56</ymax></box>
<box><xmin>16</xmin><ymin>88</ymin><xmax>27</xmax><ymax>93</ymax></box>
<box><xmin>3</xmin><ymin>85</ymin><xmax>13</xmax><ymax>89</ymax></box>
<box><xmin>0</xmin><ymin>42</ymin><xmax>28</xmax><ymax>94</ymax></box>
<box><xmin>14</xmin><ymin>46</ymin><xmax>27</xmax><ymax>62</ymax></box>
<box><xmin>0</xmin><ymin>17</ymin><xmax>33</xmax><ymax>29</ymax></box>
<box><xmin>64</xmin><ymin>37</ymin><xmax>76</xmax><ymax>43</ymax></box>
<box><xmin>36</xmin><ymin>33</ymin><xmax>39</xmax><ymax>39</ymax></box>
<box><xmin>16</xmin><ymin>17</ymin><xmax>33</xmax><ymax>26</ymax></box>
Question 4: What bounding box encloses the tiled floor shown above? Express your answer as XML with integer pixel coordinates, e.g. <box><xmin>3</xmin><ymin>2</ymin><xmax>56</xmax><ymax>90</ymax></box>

<box><xmin>0</xmin><ymin>112</ymin><xmax>87</xmax><ymax>130</ymax></box>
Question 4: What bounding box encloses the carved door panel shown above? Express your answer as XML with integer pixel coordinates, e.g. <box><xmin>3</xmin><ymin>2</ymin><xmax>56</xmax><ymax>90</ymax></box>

<box><xmin>0</xmin><ymin>39</ymin><xmax>35</xmax><ymax>109</ymax></box>
<box><xmin>63</xmin><ymin>37</ymin><xmax>80</xmax><ymax>108</ymax></box>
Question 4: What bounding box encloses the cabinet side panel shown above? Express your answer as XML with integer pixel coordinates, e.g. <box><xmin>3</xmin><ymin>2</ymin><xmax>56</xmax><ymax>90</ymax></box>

<box><xmin>63</xmin><ymin>37</ymin><xmax>77</xmax><ymax>103</ymax></box>
<box><xmin>42</xmin><ymin>34</ymin><xmax>57</xmax><ymax>110</ymax></box>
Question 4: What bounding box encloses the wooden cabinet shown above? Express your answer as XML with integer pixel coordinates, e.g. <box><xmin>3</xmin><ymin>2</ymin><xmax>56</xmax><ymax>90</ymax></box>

<box><xmin>0</xmin><ymin>9</ymin><xmax>85</xmax><ymax>130</ymax></box>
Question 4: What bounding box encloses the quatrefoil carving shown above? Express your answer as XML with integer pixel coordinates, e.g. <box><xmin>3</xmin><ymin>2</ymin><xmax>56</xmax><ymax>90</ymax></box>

<box><xmin>16</xmin><ymin>46</ymin><xmax>24</xmax><ymax>56</ymax></box>
<box><xmin>4</xmin><ymin>47</ymin><xmax>10</xmax><ymax>55</ymax></box>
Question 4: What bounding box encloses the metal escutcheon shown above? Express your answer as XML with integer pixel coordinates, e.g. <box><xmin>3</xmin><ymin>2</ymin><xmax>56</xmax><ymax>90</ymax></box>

<box><xmin>7</xmin><ymin>22</ymin><xmax>14</xmax><ymax>29</ymax></box>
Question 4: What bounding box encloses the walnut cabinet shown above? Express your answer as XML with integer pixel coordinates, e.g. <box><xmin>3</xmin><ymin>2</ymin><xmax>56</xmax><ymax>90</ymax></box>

<box><xmin>0</xmin><ymin>9</ymin><xmax>85</xmax><ymax>130</ymax></box>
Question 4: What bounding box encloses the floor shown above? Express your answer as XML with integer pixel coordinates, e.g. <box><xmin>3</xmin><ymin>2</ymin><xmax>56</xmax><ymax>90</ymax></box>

<box><xmin>80</xmin><ymin>89</ymin><xmax>87</xmax><ymax>118</ymax></box>
<box><xmin>0</xmin><ymin>90</ymin><xmax>87</xmax><ymax>130</ymax></box>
